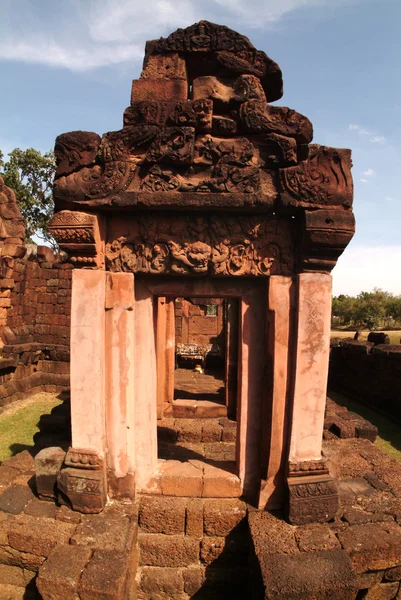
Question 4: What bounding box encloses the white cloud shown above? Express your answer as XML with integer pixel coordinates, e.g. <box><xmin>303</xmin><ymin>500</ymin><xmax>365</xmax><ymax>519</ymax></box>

<box><xmin>348</xmin><ymin>124</ymin><xmax>386</xmax><ymax>144</ymax></box>
<box><xmin>0</xmin><ymin>0</ymin><xmax>371</xmax><ymax>71</ymax></box>
<box><xmin>384</xmin><ymin>196</ymin><xmax>395</xmax><ymax>202</ymax></box>
<box><xmin>360</xmin><ymin>178</ymin><xmax>368</xmax><ymax>183</ymax></box>
<box><xmin>332</xmin><ymin>245</ymin><xmax>401</xmax><ymax>296</ymax></box>
<box><xmin>370</xmin><ymin>136</ymin><xmax>385</xmax><ymax>144</ymax></box>
<box><xmin>363</xmin><ymin>168</ymin><xmax>375</xmax><ymax>177</ymax></box>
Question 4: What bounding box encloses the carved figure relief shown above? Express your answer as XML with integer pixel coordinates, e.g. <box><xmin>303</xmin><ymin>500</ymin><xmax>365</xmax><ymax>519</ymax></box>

<box><xmin>279</xmin><ymin>145</ymin><xmax>353</xmax><ymax>208</ymax></box>
<box><xmin>51</xmin><ymin>20</ymin><xmax>354</xmax><ymax>277</ymax></box>
<box><xmin>106</xmin><ymin>214</ymin><xmax>293</xmax><ymax>276</ymax></box>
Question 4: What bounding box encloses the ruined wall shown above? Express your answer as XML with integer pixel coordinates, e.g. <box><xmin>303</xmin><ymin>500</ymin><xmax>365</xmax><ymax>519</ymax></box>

<box><xmin>329</xmin><ymin>340</ymin><xmax>401</xmax><ymax>420</ymax></box>
<box><xmin>175</xmin><ymin>298</ymin><xmax>224</xmax><ymax>347</ymax></box>
<box><xmin>0</xmin><ymin>177</ymin><xmax>71</xmax><ymax>408</ymax></box>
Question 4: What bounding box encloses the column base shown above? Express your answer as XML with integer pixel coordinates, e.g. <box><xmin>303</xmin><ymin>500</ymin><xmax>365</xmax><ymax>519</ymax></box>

<box><xmin>57</xmin><ymin>447</ymin><xmax>107</xmax><ymax>514</ymax></box>
<box><xmin>287</xmin><ymin>460</ymin><xmax>339</xmax><ymax>525</ymax></box>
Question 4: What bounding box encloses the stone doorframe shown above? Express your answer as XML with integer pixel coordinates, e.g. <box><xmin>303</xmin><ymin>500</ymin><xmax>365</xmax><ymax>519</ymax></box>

<box><xmin>69</xmin><ymin>268</ymin><xmax>332</xmax><ymax>510</ymax></box>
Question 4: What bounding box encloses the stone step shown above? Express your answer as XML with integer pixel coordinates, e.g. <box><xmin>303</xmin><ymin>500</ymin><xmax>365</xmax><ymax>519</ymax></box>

<box><xmin>141</xmin><ymin>459</ymin><xmax>241</xmax><ymax>498</ymax></box>
<box><xmin>136</xmin><ymin>565</ymin><xmax>249</xmax><ymax>600</ymax></box>
<box><xmin>158</xmin><ymin>417</ymin><xmax>236</xmax><ymax>444</ymax></box>
<box><xmin>170</xmin><ymin>399</ymin><xmax>227</xmax><ymax>418</ymax></box>
<box><xmin>138</xmin><ymin>496</ymin><xmax>247</xmax><ymax>538</ymax></box>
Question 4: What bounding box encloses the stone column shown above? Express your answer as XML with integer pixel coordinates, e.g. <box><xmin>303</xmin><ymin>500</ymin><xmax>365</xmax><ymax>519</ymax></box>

<box><xmin>59</xmin><ymin>269</ymin><xmax>107</xmax><ymax>513</ymax></box>
<box><xmin>70</xmin><ymin>269</ymin><xmax>106</xmax><ymax>453</ymax></box>
<box><xmin>156</xmin><ymin>297</ymin><xmax>175</xmax><ymax>418</ymax></box>
<box><xmin>134</xmin><ymin>281</ymin><xmax>158</xmax><ymax>490</ymax></box>
<box><xmin>287</xmin><ymin>272</ymin><xmax>337</xmax><ymax>524</ymax></box>
<box><xmin>105</xmin><ymin>272</ymin><xmax>136</xmax><ymax>500</ymax></box>
<box><xmin>259</xmin><ymin>276</ymin><xmax>294</xmax><ymax>509</ymax></box>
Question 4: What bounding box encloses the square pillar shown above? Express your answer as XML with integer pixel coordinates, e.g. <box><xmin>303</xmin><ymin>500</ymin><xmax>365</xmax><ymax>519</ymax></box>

<box><xmin>287</xmin><ymin>272</ymin><xmax>338</xmax><ymax>524</ymax></box>
<box><xmin>70</xmin><ymin>270</ymin><xmax>106</xmax><ymax>454</ymax></box>
<box><xmin>289</xmin><ymin>273</ymin><xmax>332</xmax><ymax>462</ymax></box>
<box><xmin>61</xmin><ymin>269</ymin><xmax>107</xmax><ymax>513</ymax></box>
<box><xmin>105</xmin><ymin>272</ymin><xmax>136</xmax><ymax>499</ymax></box>
<box><xmin>259</xmin><ymin>276</ymin><xmax>294</xmax><ymax>509</ymax></box>
<box><xmin>134</xmin><ymin>281</ymin><xmax>158</xmax><ymax>490</ymax></box>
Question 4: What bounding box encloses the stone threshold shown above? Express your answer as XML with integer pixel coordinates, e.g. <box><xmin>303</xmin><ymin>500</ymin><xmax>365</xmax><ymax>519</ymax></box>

<box><xmin>141</xmin><ymin>458</ymin><xmax>241</xmax><ymax>498</ymax></box>
<box><xmin>167</xmin><ymin>398</ymin><xmax>228</xmax><ymax>418</ymax></box>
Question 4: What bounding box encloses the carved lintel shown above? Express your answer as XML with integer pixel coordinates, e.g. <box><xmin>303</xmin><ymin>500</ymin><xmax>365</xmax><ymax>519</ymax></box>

<box><xmin>301</xmin><ymin>208</ymin><xmax>355</xmax><ymax>273</ymax></box>
<box><xmin>48</xmin><ymin>210</ymin><xmax>104</xmax><ymax>269</ymax></box>
<box><xmin>287</xmin><ymin>474</ymin><xmax>339</xmax><ymax>525</ymax></box>
<box><xmin>106</xmin><ymin>214</ymin><xmax>294</xmax><ymax>277</ymax></box>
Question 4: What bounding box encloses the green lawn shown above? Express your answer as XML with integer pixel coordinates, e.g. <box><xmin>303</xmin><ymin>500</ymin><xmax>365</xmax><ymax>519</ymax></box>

<box><xmin>331</xmin><ymin>329</ymin><xmax>401</xmax><ymax>345</ymax></box>
<box><xmin>329</xmin><ymin>389</ymin><xmax>401</xmax><ymax>462</ymax></box>
<box><xmin>0</xmin><ymin>393</ymin><xmax>63</xmax><ymax>462</ymax></box>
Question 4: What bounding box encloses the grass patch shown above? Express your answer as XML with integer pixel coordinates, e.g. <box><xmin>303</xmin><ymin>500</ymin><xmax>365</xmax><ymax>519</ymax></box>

<box><xmin>329</xmin><ymin>389</ymin><xmax>401</xmax><ymax>462</ymax></box>
<box><xmin>331</xmin><ymin>329</ymin><xmax>401</xmax><ymax>344</ymax></box>
<box><xmin>0</xmin><ymin>393</ymin><xmax>63</xmax><ymax>462</ymax></box>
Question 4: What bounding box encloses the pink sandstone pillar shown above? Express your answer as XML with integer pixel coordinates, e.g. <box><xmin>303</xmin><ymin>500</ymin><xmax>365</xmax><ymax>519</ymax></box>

<box><xmin>134</xmin><ymin>281</ymin><xmax>158</xmax><ymax>489</ymax></box>
<box><xmin>259</xmin><ymin>276</ymin><xmax>294</xmax><ymax>508</ymax></box>
<box><xmin>105</xmin><ymin>272</ymin><xmax>136</xmax><ymax>497</ymax></box>
<box><xmin>156</xmin><ymin>297</ymin><xmax>175</xmax><ymax>418</ymax></box>
<box><xmin>289</xmin><ymin>272</ymin><xmax>332</xmax><ymax>462</ymax></box>
<box><xmin>237</xmin><ymin>288</ymin><xmax>266</xmax><ymax>501</ymax></box>
<box><xmin>70</xmin><ymin>270</ymin><xmax>106</xmax><ymax>455</ymax></box>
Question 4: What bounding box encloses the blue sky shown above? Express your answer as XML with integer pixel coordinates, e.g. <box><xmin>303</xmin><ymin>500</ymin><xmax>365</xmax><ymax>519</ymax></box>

<box><xmin>1</xmin><ymin>0</ymin><xmax>400</xmax><ymax>295</ymax></box>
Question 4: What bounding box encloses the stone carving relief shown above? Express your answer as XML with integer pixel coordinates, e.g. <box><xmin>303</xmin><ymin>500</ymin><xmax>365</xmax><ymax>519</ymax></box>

<box><xmin>0</xmin><ymin>176</ymin><xmax>25</xmax><ymax>241</ymax></box>
<box><xmin>48</xmin><ymin>210</ymin><xmax>102</xmax><ymax>267</ymax></box>
<box><xmin>279</xmin><ymin>145</ymin><xmax>353</xmax><ymax>208</ymax></box>
<box><xmin>51</xmin><ymin>20</ymin><xmax>354</xmax><ymax>276</ymax></box>
<box><xmin>106</xmin><ymin>215</ymin><xmax>294</xmax><ymax>276</ymax></box>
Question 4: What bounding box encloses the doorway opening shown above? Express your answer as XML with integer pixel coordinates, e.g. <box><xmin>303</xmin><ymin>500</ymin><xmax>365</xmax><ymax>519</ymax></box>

<box><xmin>156</xmin><ymin>295</ymin><xmax>241</xmax><ymax>491</ymax></box>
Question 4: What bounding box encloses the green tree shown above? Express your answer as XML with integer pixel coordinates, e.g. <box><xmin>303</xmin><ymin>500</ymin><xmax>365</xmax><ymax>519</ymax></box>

<box><xmin>0</xmin><ymin>147</ymin><xmax>56</xmax><ymax>245</ymax></box>
<box><xmin>354</xmin><ymin>289</ymin><xmax>390</xmax><ymax>329</ymax></box>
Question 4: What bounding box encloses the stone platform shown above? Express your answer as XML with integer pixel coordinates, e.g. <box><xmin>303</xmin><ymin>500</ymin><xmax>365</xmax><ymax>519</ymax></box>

<box><xmin>2</xmin><ymin>404</ymin><xmax>401</xmax><ymax>598</ymax></box>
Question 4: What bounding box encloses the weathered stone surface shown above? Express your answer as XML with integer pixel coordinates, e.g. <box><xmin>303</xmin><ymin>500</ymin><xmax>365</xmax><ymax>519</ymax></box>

<box><xmin>57</xmin><ymin>467</ymin><xmax>106</xmax><ymax>514</ymax></box>
<box><xmin>182</xmin><ymin>566</ymin><xmax>206</xmax><ymax>596</ymax></box>
<box><xmin>295</xmin><ymin>523</ymin><xmax>341</xmax><ymax>552</ymax></box>
<box><xmin>338</xmin><ymin>522</ymin><xmax>401</xmax><ymax>573</ymax></box>
<box><xmin>0</xmin><ymin>544</ymin><xmax>46</xmax><ymax>571</ymax></box>
<box><xmin>186</xmin><ymin>498</ymin><xmax>204</xmax><ymax>537</ymax></box>
<box><xmin>24</xmin><ymin>498</ymin><xmax>57</xmax><ymax>519</ymax></box>
<box><xmin>248</xmin><ymin>511</ymin><xmax>299</xmax><ymax>556</ymax></box>
<box><xmin>203</xmin><ymin>499</ymin><xmax>246</xmax><ymax>536</ymax></box>
<box><xmin>0</xmin><ymin>563</ymin><xmax>26</xmax><ymax>587</ymax></box>
<box><xmin>79</xmin><ymin>550</ymin><xmax>130</xmax><ymax>600</ymax></box>
<box><xmin>131</xmin><ymin>78</ymin><xmax>188</xmax><ymax>104</ymax></box>
<box><xmin>287</xmin><ymin>475</ymin><xmax>339</xmax><ymax>525</ymax></box>
<box><xmin>160</xmin><ymin>461</ymin><xmax>203</xmax><ymax>497</ymax></box>
<box><xmin>70</xmin><ymin>514</ymin><xmax>130</xmax><ymax>551</ymax></box>
<box><xmin>0</xmin><ymin>485</ymin><xmax>34</xmax><ymax>515</ymax></box>
<box><xmin>139</xmin><ymin>533</ymin><xmax>200</xmax><ymax>567</ymax></box>
<box><xmin>35</xmin><ymin>446</ymin><xmax>66</xmax><ymax>500</ymax></box>
<box><xmin>384</xmin><ymin>564</ymin><xmax>401</xmax><ymax>581</ymax></box>
<box><xmin>138</xmin><ymin>566</ymin><xmax>184</xmax><ymax>596</ymax></box>
<box><xmin>8</xmin><ymin>515</ymin><xmax>76</xmax><ymax>557</ymax></box>
<box><xmin>1</xmin><ymin>451</ymin><xmax>35</xmax><ymax>473</ymax></box>
<box><xmin>202</xmin><ymin>463</ymin><xmax>241</xmax><ymax>498</ymax></box>
<box><xmin>257</xmin><ymin>550</ymin><xmax>357</xmax><ymax>600</ymax></box>
<box><xmin>139</xmin><ymin>496</ymin><xmax>186</xmax><ymax>534</ymax></box>
<box><xmin>364</xmin><ymin>582</ymin><xmax>400</xmax><ymax>600</ymax></box>
<box><xmin>37</xmin><ymin>544</ymin><xmax>92</xmax><ymax>600</ymax></box>
<box><xmin>200</xmin><ymin>536</ymin><xmax>247</xmax><ymax>567</ymax></box>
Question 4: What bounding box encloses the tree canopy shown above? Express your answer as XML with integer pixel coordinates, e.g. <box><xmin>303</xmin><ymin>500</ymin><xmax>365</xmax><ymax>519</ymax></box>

<box><xmin>332</xmin><ymin>288</ymin><xmax>401</xmax><ymax>329</ymax></box>
<box><xmin>0</xmin><ymin>147</ymin><xmax>55</xmax><ymax>245</ymax></box>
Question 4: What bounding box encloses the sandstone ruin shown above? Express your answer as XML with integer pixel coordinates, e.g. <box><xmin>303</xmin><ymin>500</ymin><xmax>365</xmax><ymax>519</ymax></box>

<box><xmin>8</xmin><ymin>20</ymin><xmax>401</xmax><ymax>600</ymax></box>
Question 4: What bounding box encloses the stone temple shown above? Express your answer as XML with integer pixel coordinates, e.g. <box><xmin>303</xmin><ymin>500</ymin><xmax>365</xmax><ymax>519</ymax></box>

<box><xmin>48</xmin><ymin>19</ymin><xmax>355</xmax><ymax>517</ymax></box>
<box><xmin>18</xmin><ymin>20</ymin><xmax>401</xmax><ymax>600</ymax></box>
